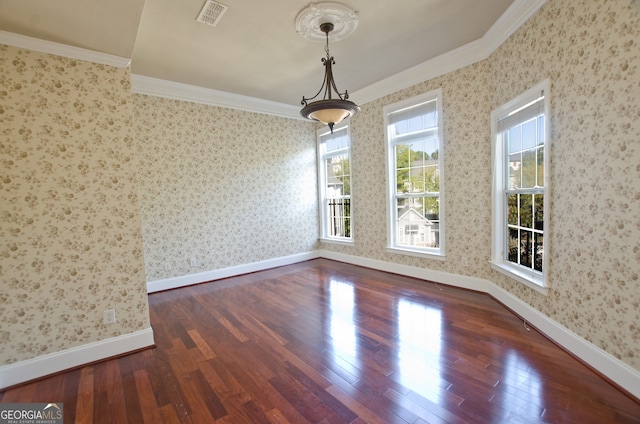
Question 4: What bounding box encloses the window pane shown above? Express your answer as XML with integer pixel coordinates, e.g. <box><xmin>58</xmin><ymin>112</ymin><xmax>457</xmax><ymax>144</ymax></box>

<box><xmin>521</xmin><ymin>149</ymin><xmax>536</xmax><ymax>188</ymax></box>
<box><xmin>536</xmin><ymin>146</ymin><xmax>544</xmax><ymax>187</ymax></box>
<box><xmin>408</xmin><ymin>141</ymin><xmax>424</xmax><ymax>162</ymax></box>
<box><xmin>424</xmin><ymin>110</ymin><xmax>437</xmax><ymax>129</ymax></box>
<box><xmin>396</xmin><ymin>196</ymin><xmax>439</xmax><ymax>248</ymax></box>
<box><xmin>508</xmin><ymin>152</ymin><xmax>521</xmax><ymax>189</ymax></box>
<box><xmin>328</xmin><ymin>198</ymin><xmax>351</xmax><ymax>237</ymax></box>
<box><xmin>397</xmin><ymin>197</ymin><xmax>410</xmax><ymax>210</ymax></box>
<box><xmin>534</xmin><ymin>194</ymin><xmax>544</xmax><ymax>231</ymax></box>
<box><xmin>508</xmin><ymin>194</ymin><xmax>518</xmax><ymax>226</ymax></box>
<box><xmin>342</xmin><ymin>176</ymin><xmax>351</xmax><ymax>196</ymax></box>
<box><xmin>519</xmin><ymin>194</ymin><xmax>532</xmax><ymax>228</ymax></box>
<box><xmin>324</xmin><ymin>128</ymin><xmax>348</xmax><ymax>152</ymax></box>
<box><xmin>423</xmin><ymin>136</ymin><xmax>439</xmax><ymax>158</ymax></box>
<box><xmin>520</xmin><ymin>229</ymin><xmax>532</xmax><ymax>268</ymax></box>
<box><xmin>537</xmin><ymin>116</ymin><xmax>545</xmax><ymax>146</ymax></box>
<box><xmin>424</xmin><ymin>165</ymin><xmax>439</xmax><ymax>193</ymax></box>
<box><xmin>326</xmin><ymin>154</ymin><xmax>348</xmax><ymax>197</ymax></box>
<box><xmin>396</xmin><ymin>144</ymin><xmax>411</xmax><ymax>168</ymax></box>
<box><xmin>397</xmin><ymin>170</ymin><xmax>410</xmax><ymax>193</ymax></box>
<box><xmin>422</xmin><ymin>196</ymin><xmax>439</xmax><ymax>219</ymax></box>
<box><xmin>508</xmin><ymin>228</ymin><xmax>519</xmax><ymax>263</ymax></box>
<box><xmin>410</xmin><ymin>155</ymin><xmax>425</xmax><ymax>192</ymax></box>
<box><xmin>522</xmin><ymin>119</ymin><xmax>537</xmax><ymax>150</ymax></box>
<box><xmin>508</xmin><ymin>126</ymin><xmax>521</xmax><ymax>153</ymax></box>
<box><xmin>391</xmin><ymin>104</ymin><xmax>437</xmax><ymax>136</ymax></box>
<box><xmin>534</xmin><ymin>233</ymin><xmax>543</xmax><ymax>272</ymax></box>
<box><xmin>407</xmin><ymin>115</ymin><xmax>423</xmax><ymax>133</ymax></box>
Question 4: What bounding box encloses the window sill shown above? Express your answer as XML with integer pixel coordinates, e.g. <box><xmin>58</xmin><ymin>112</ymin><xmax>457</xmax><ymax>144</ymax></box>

<box><xmin>319</xmin><ymin>237</ymin><xmax>355</xmax><ymax>247</ymax></box>
<box><xmin>387</xmin><ymin>246</ymin><xmax>445</xmax><ymax>261</ymax></box>
<box><xmin>490</xmin><ymin>261</ymin><xmax>548</xmax><ymax>296</ymax></box>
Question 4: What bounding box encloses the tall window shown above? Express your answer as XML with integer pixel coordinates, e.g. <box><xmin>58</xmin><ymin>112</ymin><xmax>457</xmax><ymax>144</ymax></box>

<box><xmin>317</xmin><ymin>124</ymin><xmax>353</xmax><ymax>242</ymax></box>
<box><xmin>384</xmin><ymin>90</ymin><xmax>445</xmax><ymax>259</ymax></box>
<box><xmin>491</xmin><ymin>80</ymin><xmax>549</xmax><ymax>293</ymax></box>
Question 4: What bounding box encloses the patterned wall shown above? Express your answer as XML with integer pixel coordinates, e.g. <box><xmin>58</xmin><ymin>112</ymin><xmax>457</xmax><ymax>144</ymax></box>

<box><xmin>133</xmin><ymin>96</ymin><xmax>318</xmax><ymax>281</ymax></box>
<box><xmin>0</xmin><ymin>45</ymin><xmax>150</xmax><ymax>365</ymax></box>
<box><xmin>322</xmin><ymin>0</ymin><xmax>640</xmax><ymax>370</ymax></box>
<box><xmin>488</xmin><ymin>0</ymin><xmax>640</xmax><ymax>369</ymax></box>
<box><xmin>1</xmin><ymin>0</ymin><xmax>638</xmax><ymax>375</ymax></box>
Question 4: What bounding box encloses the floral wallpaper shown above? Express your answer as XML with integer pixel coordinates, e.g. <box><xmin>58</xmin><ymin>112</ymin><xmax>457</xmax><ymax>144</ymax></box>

<box><xmin>133</xmin><ymin>96</ymin><xmax>318</xmax><ymax>282</ymax></box>
<box><xmin>0</xmin><ymin>45</ymin><xmax>150</xmax><ymax>365</ymax></box>
<box><xmin>488</xmin><ymin>0</ymin><xmax>640</xmax><ymax>369</ymax></box>
<box><xmin>1</xmin><ymin>0</ymin><xmax>638</xmax><ymax>378</ymax></box>
<box><xmin>322</xmin><ymin>0</ymin><xmax>640</xmax><ymax>370</ymax></box>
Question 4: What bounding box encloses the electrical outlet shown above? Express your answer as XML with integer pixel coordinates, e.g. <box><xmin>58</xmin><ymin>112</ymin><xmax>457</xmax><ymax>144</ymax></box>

<box><xmin>461</xmin><ymin>258</ymin><xmax>469</xmax><ymax>268</ymax></box>
<box><xmin>103</xmin><ymin>309</ymin><xmax>116</xmax><ymax>325</ymax></box>
<box><xmin>164</xmin><ymin>262</ymin><xmax>171</xmax><ymax>271</ymax></box>
<box><xmin>190</xmin><ymin>257</ymin><xmax>197</xmax><ymax>268</ymax></box>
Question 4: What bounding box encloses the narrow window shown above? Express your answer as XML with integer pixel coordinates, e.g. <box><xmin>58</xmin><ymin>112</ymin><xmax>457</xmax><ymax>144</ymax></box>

<box><xmin>384</xmin><ymin>90</ymin><xmax>445</xmax><ymax>259</ymax></box>
<box><xmin>491</xmin><ymin>80</ymin><xmax>550</xmax><ymax>293</ymax></box>
<box><xmin>318</xmin><ymin>124</ymin><xmax>353</xmax><ymax>243</ymax></box>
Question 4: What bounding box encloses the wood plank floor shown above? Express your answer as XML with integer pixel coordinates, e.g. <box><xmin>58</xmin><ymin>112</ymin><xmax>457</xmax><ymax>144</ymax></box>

<box><xmin>2</xmin><ymin>259</ymin><xmax>639</xmax><ymax>423</ymax></box>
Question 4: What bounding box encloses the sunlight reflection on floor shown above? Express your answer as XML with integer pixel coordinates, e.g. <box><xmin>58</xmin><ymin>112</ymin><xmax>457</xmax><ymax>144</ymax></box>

<box><xmin>397</xmin><ymin>299</ymin><xmax>443</xmax><ymax>402</ymax></box>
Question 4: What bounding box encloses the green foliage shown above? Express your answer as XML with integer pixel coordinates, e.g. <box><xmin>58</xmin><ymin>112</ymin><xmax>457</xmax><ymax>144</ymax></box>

<box><xmin>395</xmin><ymin>145</ymin><xmax>440</xmax><ymax>217</ymax></box>
<box><xmin>395</xmin><ymin>145</ymin><xmax>439</xmax><ymax>194</ymax></box>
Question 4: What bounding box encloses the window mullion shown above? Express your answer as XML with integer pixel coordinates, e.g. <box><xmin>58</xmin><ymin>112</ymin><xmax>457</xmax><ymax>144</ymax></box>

<box><xmin>491</xmin><ymin>79</ymin><xmax>549</xmax><ymax>292</ymax></box>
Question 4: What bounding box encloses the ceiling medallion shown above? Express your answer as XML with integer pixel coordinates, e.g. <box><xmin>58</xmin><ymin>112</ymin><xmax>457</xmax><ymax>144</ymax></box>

<box><xmin>295</xmin><ymin>2</ymin><xmax>359</xmax><ymax>43</ymax></box>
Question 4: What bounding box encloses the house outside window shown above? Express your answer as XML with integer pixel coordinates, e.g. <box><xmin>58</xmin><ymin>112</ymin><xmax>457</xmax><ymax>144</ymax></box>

<box><xmin>317</xmin><ymin>124</ymin><xmax>353</xmax><ymax>243</ymax></box>
<box><xmin>384</xmin><ymin>89</ymin><xmax>445</xmax><ymax>259</ymax></box>
<box><xmin>491</xmin><ymin>80</ymin><xmax>550</xmax><ymax>293</ymax></box>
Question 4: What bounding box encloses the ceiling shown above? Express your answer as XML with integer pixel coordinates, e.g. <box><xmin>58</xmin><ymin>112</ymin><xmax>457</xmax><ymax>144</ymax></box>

<box><xmin>0</xmin><ymin>0</ymin><xmax>515</xmax><ymax>108</ymax></box>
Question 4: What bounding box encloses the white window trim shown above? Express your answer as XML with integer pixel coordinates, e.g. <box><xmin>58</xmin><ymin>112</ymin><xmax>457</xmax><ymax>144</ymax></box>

<box><xmin>317</xmin><ymin>122</ymin><xmax>354</xmax><ymax>245</ymax></box>
<box><xmin>384</xmin><ymin>89</ymin><xmax>445</xmax><ymax>260</ymax></box>
<box><xmin>490</xmin><ymin>79</ymin><xmax>550</xmax><ymax>295</ymax></box>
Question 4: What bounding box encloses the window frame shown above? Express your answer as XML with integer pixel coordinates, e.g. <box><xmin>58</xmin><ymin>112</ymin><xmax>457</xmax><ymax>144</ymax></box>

<box><xmin>384</xmin><ymin>89</ymin><xmax>445</xmax><ymax>260</ymax></box>
<box><xmin>491</xmin><ymin>79</ymin><xmax>550</xmax><ymax>294</ymax></box>
<box><xmin>317</xmin><ymin>122</ymin><xmax>354</xmax><ymax>245</ymax></box>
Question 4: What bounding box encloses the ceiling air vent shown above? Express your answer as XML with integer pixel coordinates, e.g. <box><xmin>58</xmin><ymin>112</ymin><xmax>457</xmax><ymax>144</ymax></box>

<box><xmin>196</xmin><ymin>0</ymin><xmax>228</xmax><ymax>27</ymax></box>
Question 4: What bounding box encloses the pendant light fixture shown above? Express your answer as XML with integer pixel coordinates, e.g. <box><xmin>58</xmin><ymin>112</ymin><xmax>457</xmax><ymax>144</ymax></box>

<box><xmin>300</xmin><ymin>22</ymin><xmax>359</xmax><ymax>133</ymax></box>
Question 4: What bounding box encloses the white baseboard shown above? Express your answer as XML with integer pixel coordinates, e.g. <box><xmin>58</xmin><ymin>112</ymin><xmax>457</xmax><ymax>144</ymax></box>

<box><xmin>0</xmin><ymin>327</ymin><xmax>154</xmax><ymax>391</ymax></box>
<box><xmin>147</xmin><ymin>249</ymin><xmax>640</xmax><ymax>398</ymax></box>
<box><xmin>318</xmin><ymin>250</ymin><xmax>640</xmax><ymax>400</ymax></box>
<box><xmin>6</xmin><ymin>251</ymin><xmax>637</xmax><ymax>399</ymax></box>
<box><xmin>318</xmin><ymin>250</ymin><xmax>491</xmax><ymax>292</ymax></box>
<box><xmin>488</xmin><ymin>284</ymin><xmax>640</xmax><ymax>400</ymax></box>
<box><xmin>147</xmin><ymin>251</ymin><xmax>320</xmax><ymax>293</ymax></box>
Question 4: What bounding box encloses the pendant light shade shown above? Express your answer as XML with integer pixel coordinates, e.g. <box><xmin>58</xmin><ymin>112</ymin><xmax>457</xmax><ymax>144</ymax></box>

<box><xmin>300</xmin><ymin>22</ymin><xmax>359</xmax><ymax>132</ymax></box>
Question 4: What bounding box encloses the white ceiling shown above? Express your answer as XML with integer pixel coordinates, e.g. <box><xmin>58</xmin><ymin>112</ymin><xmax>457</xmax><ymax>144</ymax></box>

<box><xmin>0</xmin><ymin>0</ymin><xmax>515</xmax><ymax>108</ymax></box>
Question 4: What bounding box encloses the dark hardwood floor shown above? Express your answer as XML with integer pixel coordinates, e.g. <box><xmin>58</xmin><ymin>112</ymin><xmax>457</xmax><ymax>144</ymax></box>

<box><xmin>2</xmin><ymin>259</ymin><xmax>639</xmax><ymax>423</ymax></box>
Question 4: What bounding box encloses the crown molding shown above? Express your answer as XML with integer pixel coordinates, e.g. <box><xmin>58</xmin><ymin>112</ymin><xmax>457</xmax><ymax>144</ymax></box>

<box><xmin>130</xmin><ymin>0</ymin><xmax>546</xmax><ymax>115</ymax></box>
<box><xmin>483</xmin><ymin>0</ymin><xmax>547</xmax><ymax>49</ymax></box>
<box><xmin>351</xmin><ymin>0</ymin><xmax>547</xmax><ymax>105</ymax></box>
<box><xmin>0</xmin><ymin>0</ymin><xmax>546</xmax><ymax>115</ymax></box>
<box><xmin>351</xmin><ymin>37</ymin><xmax>490</xmax><ymax>105</ymax></box>
<box><xmin>131</xmin><ymin>74</ymin><xmax>304</xmax><ymax>120</ymax></box>
<box><xmin>0</xmin><ymin>30</ymin><xmax>130</xmax><ymax>68</ymax></box>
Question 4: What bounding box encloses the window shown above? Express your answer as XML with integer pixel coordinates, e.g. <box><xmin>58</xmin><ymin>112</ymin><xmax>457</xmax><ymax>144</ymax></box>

<box><xmin>491</xmin><ymin>80</ymin><xmax>550</xmax><ymax>293</ymax></box>
<box><xmin>317</xmin><ymin>124</ymin><xmax>353</xmax><ymax>242</ymax></box>
<box><xmin>384</xmin><ymin>90</ymin><xmax>445</xmax><ymax>259</ymax></box>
